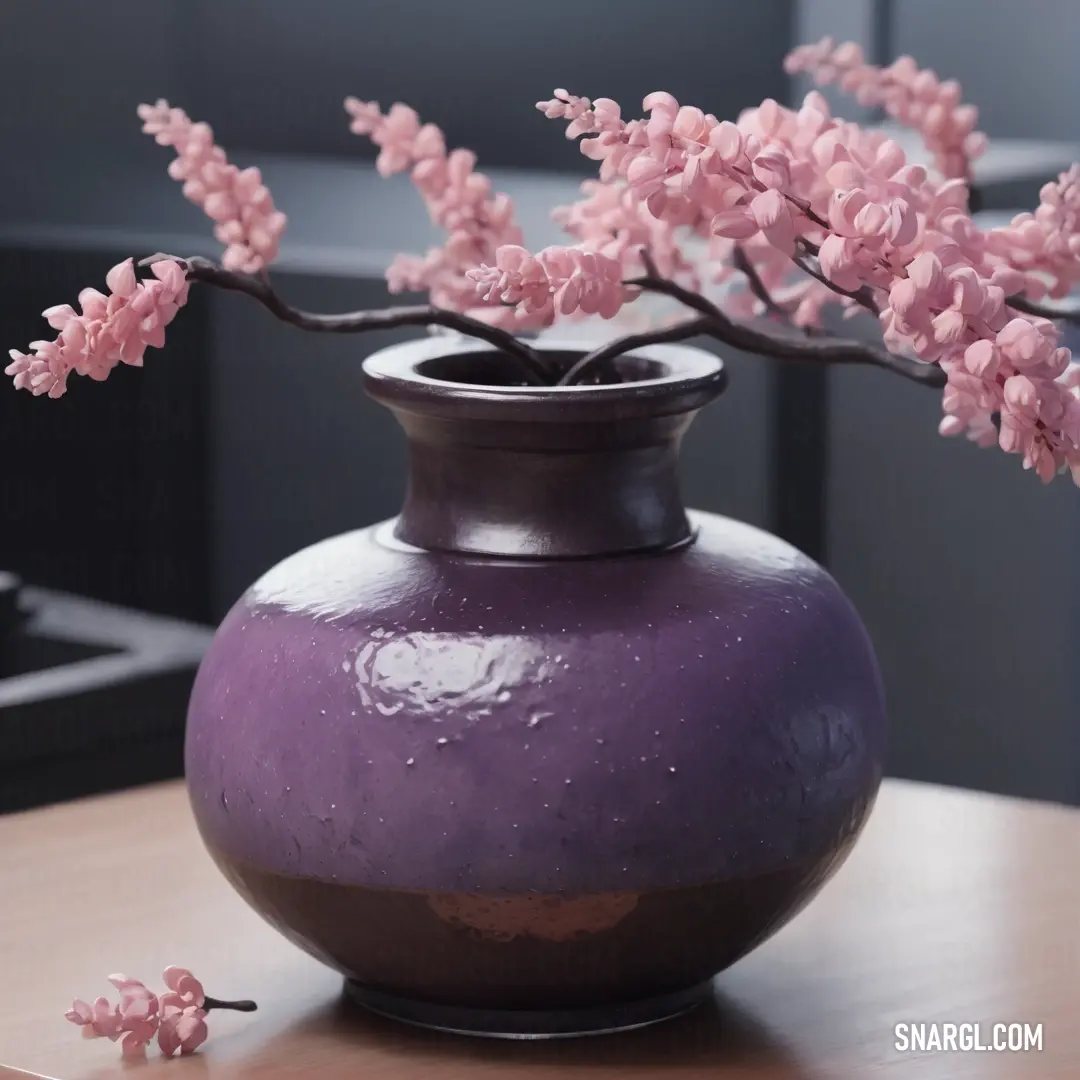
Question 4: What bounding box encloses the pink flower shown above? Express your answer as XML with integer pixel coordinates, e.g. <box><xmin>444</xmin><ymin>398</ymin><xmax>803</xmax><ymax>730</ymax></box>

<box><xmin>7</xmin><ymin>258</ymin><xmax>189</xmax><ymax>396</ymax></box>
<box><xmin>467</xmin><ymin>244</ymin><xmax>635</xmax><ymax>326</ymax></box>
<box><xmin>158</xmin><ymin>1004</ymin><xmax>208</xmax><ymax>1058</ymax></box>
<box><xmin>988</xmin><ymin>165</ymin><xmax>1080</xmax><ymax>300</ymax></box>
<box><xmin>370</xmin><ymin>103</ymin><xmax>423</xmax><ymax>177</ymax></box>
<box><xmin>785</xmin><ymin>38</ymin><xmax>986</xmax><ymax>181</ymax></box>
<box><xmin>161</xmin><ymin>966</ymin><xmax>206</xmax><ymax>1009</ymax></box>
<box><xmin>138</xmin><ymin>100</ymin><xmax>287</xmax><ymax>273</ymax></box>
<box><xmin>157</xmin><ymin>966</ymin><xmax>209</xmax><ymax>1057</ymax></box>
<box><xmin>345</xmin><ymin>98</ymin><xmax>527</xmax><ymax>324</ymax></box>
<box><xmin>343</xmin><ymin>96</ymin><xmax>383</xmax><ymax>135</ymax></box>
<box><xmin>65</xmin><ymin>997</ymin><xmax>121</xmax><ymax>1040</ymax></box>
<box><xmin>109</xmin><ymin>976</ymin><xmax>160</xmax><ymax>1061</ymax></box>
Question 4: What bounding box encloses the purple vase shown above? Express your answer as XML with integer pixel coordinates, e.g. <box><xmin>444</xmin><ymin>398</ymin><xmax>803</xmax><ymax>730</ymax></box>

<box><xmin>185</xmin><ymin>338</ymin><xmax>886</xmax><ymax>1037</ymax></box>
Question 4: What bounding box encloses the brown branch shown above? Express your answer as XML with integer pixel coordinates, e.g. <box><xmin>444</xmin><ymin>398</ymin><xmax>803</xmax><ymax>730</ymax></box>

<box><xmin>140</xmin><ymin>254</ymin><xmax>554</xmax><ymax>385</ymax></box>
<box><xmin>733</xmin><ymin>246</ymin><xmax>792</xmax><ymax>320</ymax></box>
<box><xmin>600</xmin><ymin>273</ymin><xmax>946</xmax><ymax>389</ymax></box>
<box><xmin>792</xmin><ymin>256</ymin><xmax>881</xmax><ymax>315</ymax></box>
<box><xmin>144</xmin><ymin>251</ymin><xmax>943</xmax><ymax>393</ymax></box>
<box><xmin>202</xmin><ymin>996</ymin><xmax>258</xmax><ymax>1013</ymax></box>
<box><xmin>559</xmin><ymin>317</ymin><xmax>715</xmax><ymax>385</ymax></box>
<box><xmin>1006</xmin><ymin>294</ymin><xmax>1080</xmax><ymax>325</ymax></box>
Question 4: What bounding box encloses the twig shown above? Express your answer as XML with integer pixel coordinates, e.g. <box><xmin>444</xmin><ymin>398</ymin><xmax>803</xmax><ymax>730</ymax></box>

<box><xmin>140</xmin><ymin>253</ymin><xmax>555</xmax><ymax>385</ymax></box>
<box><xmin>729</xmin><ymin>165</ymin><xmax>832</xmax><ymax>231</ymax></box>
<box><xmin>145</xmin><ymin>252</ymin><xmax>944</xmax><ymax>393</ymax></box>
<box><xmin>559</xmin><ymin>317</ymin><xmax>715</xmax><ymax>385</ymax></box>
<box><xmin>733</xmin><ymin>246</ymin><xmax>792</xmax><ymax>320</ymax></box>
<box><xmin>792</xmin><ymin>256</ymin><xmax>881</xmax><ymax>315</ymax></box>
<box><xmin>202</xmin><ymin>997</ymin><xmax>258</xmax><ymax>1013</ymax></box>
<box><xmin>1006</xmin><ymin>294</ymin><xmax>1080</xmax><ymax>325</ymax></box>
<box><xmin>594</xmin><ymin>273</ymin><xmax>946</xmax><ymax>388</ymax></box>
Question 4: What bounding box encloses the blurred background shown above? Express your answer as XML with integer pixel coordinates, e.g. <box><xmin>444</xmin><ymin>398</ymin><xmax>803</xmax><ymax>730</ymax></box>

<box><xmin>0</xmin><ymin>0</ymin><xmax>1078</xmax><ymax>811</ymax></box>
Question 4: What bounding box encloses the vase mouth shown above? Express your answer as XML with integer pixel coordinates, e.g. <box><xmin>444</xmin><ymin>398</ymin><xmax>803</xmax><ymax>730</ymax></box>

<box><xmin>362</xmin><ymin>337</ymin><xmax>726</xmax><ymax>422</ymax></box>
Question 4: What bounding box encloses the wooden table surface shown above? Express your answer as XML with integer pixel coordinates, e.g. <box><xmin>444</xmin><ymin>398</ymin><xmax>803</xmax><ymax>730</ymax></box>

<box><xmin>0</xmin><ymin>780</ymin><xmax>1076</xmax><ymax>1079</ymax></box>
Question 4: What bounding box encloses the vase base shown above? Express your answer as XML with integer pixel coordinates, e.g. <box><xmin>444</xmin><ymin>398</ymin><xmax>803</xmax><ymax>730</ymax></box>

<box><xmin>344</xmin><ymin>978</ymin><xmax>714</xmax><ymax>1040</ymax></box>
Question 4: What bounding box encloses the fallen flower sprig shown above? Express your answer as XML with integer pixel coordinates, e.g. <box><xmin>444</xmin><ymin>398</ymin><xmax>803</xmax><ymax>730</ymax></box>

<box><xmin>65</xmin><ymin>967</ymin><xmax>256</xmax><ymax>1060</ymax></box>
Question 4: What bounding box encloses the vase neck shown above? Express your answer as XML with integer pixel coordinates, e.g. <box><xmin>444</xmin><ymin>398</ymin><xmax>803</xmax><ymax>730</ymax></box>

<box><xmin>393</xmin><ymin>413</ymin><xmax>694</xmax><ymax>558</ymax></box>
<box><xmin>361</xmin><ymin>340</ymin><xmax>727</xmax><ymax>560</ymax></box>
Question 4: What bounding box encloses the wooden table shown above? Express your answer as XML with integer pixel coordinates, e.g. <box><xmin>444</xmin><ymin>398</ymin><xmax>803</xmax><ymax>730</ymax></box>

<box><xmin>0</xmin><ymin>780</ymin><xmax>1076</xmax><ymax>1079</ymax></box>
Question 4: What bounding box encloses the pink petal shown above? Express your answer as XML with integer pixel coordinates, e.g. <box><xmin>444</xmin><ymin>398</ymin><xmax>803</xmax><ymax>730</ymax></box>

<box><xmin>888</xmin><ymin>201</ymin><xmax>919</xmax><ymax>247</ymax></box>
<box><xmin>625</xmin><ymin>155</ymin><xmax>667</xmax><ymax>195</ymax></box>
<box><xmin>66</xmin><ymin>1000</ymin><xmax>93</xmax><ymax>1024</ymax></box>
<box><xmin>672</xmin><ymin>106</ymin><xmax>707</xmax><ymax>140</ymax></box>
<box><xmin>829</xmin><ymin>189</ymin><xmax>869</xmax><ymax>234</ymax></box>
<box><xmin>42</xmin><ymin>304</ymin><xmax>76</xmax><ymax>330</ymax></box>
<box><xmin>818</xmin><ymin>234</ymin><xmax>854</xmax><ymax>281</ymax></box>
<box><xmin>964</xmin><ymin>340</ymin><xmax>998</xmax><ymax>377</ymax></box>
<box><xmin>642</xmin><ymin>91</ymin><xmax>679</xmax><ymax>117</ymax></box>
<box><xmin>932</xmin><ymin>309</ymin><xmax>967</xmax><ymax>344</ymax></box>
<box><xmin>854</xmin><ymin>202</ymin><xmax>888</xmax><ymax>236</ymax></box>
<box><xmin>708</xmin><ymin>121</ymin><xmax>743</xmax><ymax>163</ymax></box>
<box><xmin>749</xmin><ymin>189</ymin><xmax>785</xmax><ymax>229</ymax></box>
<box><xmin>763</xmin><ymin>214</ymin><xmax>796</xmax><ymax>257</ymax></box>
<box><xmin>874</xmin><ymin>139</ymin><xmax>906</xmax><ymax>175</ymax></box>
<box><xmin>826</xmin><ymin>161</ymin><xmax>864</xmax><ymax>189</ymax></box>
<box><xmin>950</xmin><ymin>269</ymin><xmax>984</xmax><ymax>315</ymax></box>
<box><xmin>175</xmin><ymin>973</ymin><xmax>204</xmax><ymax>1005</ymax></box>
<box><xmin>120</xmin><ymin>1032</ymin><xmax>149</xmax><ymax>1061</ymax></box>
<box><xmin>176</xmin><ymin>1012</ymin><xmax>208</xmax><ymax>1055</ymax></box>
<box><xmin>78</xmin><ymin>288</ymin><xmax>109</xmax><ymax>320</ymax></box>
<box><xmin>158</xmin><ymin>1019</ymin><xmax>181</xmax><ymax>1058</ymax></box>
<box><xmin>105</xmin><ymin>260</ymin><xmax>137</xmax><ymax>298</ymax></box>
<box><xmin>752</xmin><ymin>152</ymin><xmax>790</xmax><ymax>189</ymax></box>
<box><xmin>907</xmin><ymin>252</ymin><xmax>943</xmax><ymax>291</ymax></box>
<box><xmin>710</xmin><ymin>208</ymin><xmax>758</xmax><ymax>240</ymax></box>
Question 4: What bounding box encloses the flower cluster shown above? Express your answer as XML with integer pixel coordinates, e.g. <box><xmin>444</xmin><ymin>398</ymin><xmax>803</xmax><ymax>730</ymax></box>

<box><xmin>456</xmin><ymin>57</ymin><xmax>1080</xmax><ymax>481</ymax></box>
<box><xmin>9</xmin><ymin>42</ymin><xmax>1080</xmax><ymax>485</ymax></box>
<box><xmin>467</xmin><ymin>245</ymin><xmax>633</xmax><ymax>322</ymax></box>
<box><xmin>988</xmin><ymin>165</ymin><xmax>1080</xmax><ymax>301</ymax></box>
<box><xmin>64</xmin><ymin>968</ymin><xmax>224</xmax><ymax>1060</ymax></box>
<box><xmin>784</xmin><ymin>37</ymin><xmax>987</xmax><ymax>181</ymax></box>
<box><xmin>344</xmin><ymin>98</ymin><xmax>528</xmax><ymax>325</ymax></box>
<box><xmin>138</xmin><ymin>100</ymin><xmax>287</xmax><ymax>273</ymax></box>
<box><xmin>5</xmin><ymin>258</ymin><xmax>189</xmax><ymax>398</ymax></box>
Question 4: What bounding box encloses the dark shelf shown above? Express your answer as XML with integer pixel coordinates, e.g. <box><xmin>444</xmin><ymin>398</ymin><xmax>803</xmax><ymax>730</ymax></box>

<box><xmin>0</xmin><ymin>587</ymin><xmax>211</xmax><ymax>813</ymax></box>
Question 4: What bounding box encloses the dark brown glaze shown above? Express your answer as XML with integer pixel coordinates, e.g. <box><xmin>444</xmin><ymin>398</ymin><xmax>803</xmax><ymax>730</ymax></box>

<box><xmin>208</xmin><ymin>837</ymin><xmax>858</xmax><ymax>1011</ymax></box>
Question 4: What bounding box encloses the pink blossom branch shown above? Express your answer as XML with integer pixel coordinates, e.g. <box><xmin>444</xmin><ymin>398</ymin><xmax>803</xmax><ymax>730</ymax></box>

<box><xmin>343</xmin><ymin>99</ymin><xmax>539</xmax><ymax>328</ymax></box>
<box><xmin>784</xmin><ymin>38</ymin><xmax>987</xmax><ymax>182</ymax></box>
<box><xmin>143</xmin><ymin>254</ymin><xmax>553</xmax><ymax>385</ymax></box>
<box><xmin>65</xmin><ymin>967</ymin><xmax>255</xmax><ymax>1061</ymax></box>
<box><xmin>139</xmin><ymin>101</ymin><xmax>286</xmax><ymax>273</ymax></box>
<box><xmin>610</xmin><ymin>271</ymin><xmax>946</xmax><ymax>388</ymax></box>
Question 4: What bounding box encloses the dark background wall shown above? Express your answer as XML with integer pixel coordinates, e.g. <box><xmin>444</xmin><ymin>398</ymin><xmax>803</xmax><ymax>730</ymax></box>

<box><xmin>0</xmin><ymin>0</ymin><xmax>795</xmax><ymax>169</ymax></box>
<box><xmin>187</xmin><ymin>0</ymin><xmax>795</xmax><ymax>168</ymax></box>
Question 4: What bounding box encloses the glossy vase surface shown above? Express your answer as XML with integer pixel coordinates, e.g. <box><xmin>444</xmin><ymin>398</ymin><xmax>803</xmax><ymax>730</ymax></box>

<box><xmin>185</xmin><ymin>338</ymin><xmax>887</xmax><ymax>1037</ymax></box>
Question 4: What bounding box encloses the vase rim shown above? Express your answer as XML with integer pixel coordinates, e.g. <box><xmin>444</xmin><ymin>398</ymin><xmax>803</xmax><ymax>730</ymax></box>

<box><xmin>361</xmin><ymin>337</ymin><xmax>726</xmax><ymax>422</ymax></box>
